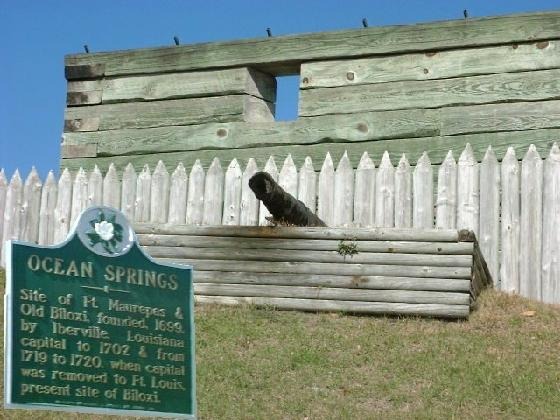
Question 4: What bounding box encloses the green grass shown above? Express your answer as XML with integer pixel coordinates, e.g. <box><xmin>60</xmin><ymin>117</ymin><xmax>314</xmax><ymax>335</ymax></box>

<box><xmin>1</xmin><ymin>269</ymin><xmax>559</xmax><ymax>419</ymax></box>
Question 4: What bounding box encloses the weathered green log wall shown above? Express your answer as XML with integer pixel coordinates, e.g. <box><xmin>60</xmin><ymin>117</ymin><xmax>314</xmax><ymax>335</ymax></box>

<box><xmin>61</xmin><ymin>11</ymin><xmax>560</xmax><ymax>172</ymax></box>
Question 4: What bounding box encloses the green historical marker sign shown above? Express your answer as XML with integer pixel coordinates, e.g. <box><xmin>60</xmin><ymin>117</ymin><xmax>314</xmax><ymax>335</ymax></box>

<box><xmin>4</xmin><ymin>207</ymin><xmax>195</xmax><ymax>418</ymax></box>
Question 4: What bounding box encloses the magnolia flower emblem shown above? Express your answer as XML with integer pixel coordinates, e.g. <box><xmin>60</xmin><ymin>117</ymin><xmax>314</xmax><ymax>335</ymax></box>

<box><xmin>95</xmin><ymin>221</ymin><xmax>114</xmax><ymax>241</ymax></box>
<box><xmin>86</xmin><ymin>210</ymin><xmax>124</xmax><ymax>254</ymax></box>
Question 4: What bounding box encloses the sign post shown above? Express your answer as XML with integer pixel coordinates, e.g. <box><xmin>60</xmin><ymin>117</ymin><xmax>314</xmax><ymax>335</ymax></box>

<box><xmin>4</xmin><ymin>207</ymin><xmax>195</xmax><ymax>418</ymax></box>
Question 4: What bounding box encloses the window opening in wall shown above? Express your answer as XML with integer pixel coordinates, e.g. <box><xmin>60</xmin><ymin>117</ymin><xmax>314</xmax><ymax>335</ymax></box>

<box><xmin>274</xmin><ymin>75</ymin><xmax>300</xmax><ymax>121</ymax></box>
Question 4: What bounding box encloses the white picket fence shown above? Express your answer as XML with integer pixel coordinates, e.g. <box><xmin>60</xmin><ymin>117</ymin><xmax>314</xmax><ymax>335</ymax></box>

<box><xmin>1</xmin><ymin>143</ymin><xmax>559</xmax><ymax>303</ymax></box>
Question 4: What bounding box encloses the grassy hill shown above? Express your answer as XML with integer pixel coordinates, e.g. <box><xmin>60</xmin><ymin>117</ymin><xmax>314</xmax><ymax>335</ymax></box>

<box><xmin>1</xmin><ymin>269</ymin><xmax>559</xmax><ymax>419</ymax></box>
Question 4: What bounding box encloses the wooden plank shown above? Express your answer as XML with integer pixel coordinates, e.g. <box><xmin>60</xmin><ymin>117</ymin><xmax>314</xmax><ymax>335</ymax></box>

<box><xmin>239</xmin><ymin>158</ymin><xmax>259</xmax><ymax>226</ymax></box>
<box><xmin>194</xmin><ymin>283</ymin><xmax>470</xmax><ymax>305</ymax></box>
<box><xmin>158</xmin><ymin>258</ymin><xmax>472</xmax><ymax>279</ymax></box>
<box><xmin>436</xmin><ymin>151</ymin><xmax>457</xmax><ymax>229</ymax></box>
<box><xmin>542</xmin><ymin>143</ymin><xmax>560</xmax><ymax>304</ymax></box>
<box><xmin>67</xmin><ymin>91</ymin><xmax>102</xmax><ymax>106</ymax></box>
<box><xmin>202</xmin><ymin>158</ymin><xmax>224</xmax><ymax>225</ymax></box>
<box><xmin>412</xmin><ymin>152</ymin><xmax>433</xmax><ymax>228</ymax></box>
<box><xmin>519</xmin><ymin>145</ymin><xmax>543</xmax><ymax>300</ymax></box>
<box><xmin>120</xmin><ymin>163</ymin><xmax>137</xmax><ymax>221</ymax></box>
<box><xmin>61</xmin><ymin>107</ymin><xmax>440</xmax><ymax>153</ymax></box>
<box><xmin>61</xmin><ymin>128</ymin><xmax>560</xmax><ymax>175</ymax></box>
<box><xmin>299</xmin><ymin>68</ymin><xmax>560</xmax><ymax>117</ymax></box>
<box><xmin>354</xmin><ymin>152</ymin><xmax>375</xmax><ymax>227</ymax></box>
<box><xmin>193</xmin><ymin>271</ymin><xmax>472</xmax><ymax>292</ymax></box>
<box><xmin>64</xmin><ymin>95</ymin><xmax>274</xmax><ymax>132</ymax></box>
<box><xmin>168</xmin><ymin>163</ymin><xmax>188</xmax><ymax>225</ymax></box>
<box><xmin>102</xmin><ymin>163</ymin><xmax>121</xmax><ymax>209</ymax></box>
<box><xmin>333</xmin><ymin>151</ymin><xmax>354</xmax><ymax>227</ymax></box>
<box><xmin>301</xmin><ymin>40</ymin><xmax>560</xmax><ymax>88</ymax></box>
<box><xmin>135</xmin><ymin>224</ymin><xmax>461</xmax><ymax>241</ymax></box>
<box><xmin>21</xmin><ymin>168</ymin><xmax>42</xmax><ymax>243</ymax></box>
<box><xmin>145</xmin><ymin>246</ymin><xmax>473</xmax><ymax>267</ymax></box>
<box><xmin>186</xmin><ymin>160</ymin><xmax>205</xmax><ymax>225</ymax></box>
<box><xmin>62</xmin><ymin>101</ymin><xmax>560</xmax><ymax>157</ymax></box>
<box><xmin>101</xmin><ymin>67</ymin><xmax>276</xmax><ymax>104</ymax></box>
<box><xmin>137</xmin><ymin>234</ymin><xmax>474</xmax><ymax>255</ymax></box>
<box><xmin>479</xmin><ymin>146</ymin><xmax>501</xmax><ymax>285</ymax></box>
<box><xmin>60</xmin><ymin>144</ymin><xmax>97</xmax><ymax>159</ymax></box>
<box><xmin>500</xmin><ymin>148</ymin><xmax>520</xmax><ymax>293</ymax></box>
<box><xmin>38</xmin><ymin>171</ymin><xmax>57</xmax><ymax>246</ymax></box>
<box><xmin>375</xmin><ymin>152</ymin><xmax>394</xmax><ymax>227</ymax></box>
<box><xmin>440</xmin><ymin>99</ymin><xmax>560</xmax><ymax>136</ymax></box>
<box><xmin>222</xmin><ymin>159</ymin><xmax>242</xmax><ymax>225</ymax></box>
<box><xmin>150</xmin><ymin>161</ymin><xmax>170</xmax><ymax>223</ymax></box>
<box><xmin>195</xmin><ymin>296</ymin><xmax>470</xmax><ymax>318</ymax></box>
<box><xmin>65</xmin><ymin>12</ymin><xmax>560</xmax><ymax>78</ymax></box>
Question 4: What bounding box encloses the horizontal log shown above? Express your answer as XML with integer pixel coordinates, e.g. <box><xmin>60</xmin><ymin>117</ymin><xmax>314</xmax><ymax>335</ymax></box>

<box><xmin>67</xmin><ymin>68</ymin><xmax>276</xmax><ymax>106</ymax></box>
<box><xmin>157</xmin><ymin>258</ymin><xmax>472</xmax><ymax>279</ymax></box>
<box><xmin>299</xmin><ymin>69</ymin><xmax>560</xmax><ymax>117</ymax></box>
<box><xmin>301</xmin><ymin>40</ymin><xmax>560</xmax><ymax>88</ymax></box>
<box><xmin>135</xmin><ymin>224</ymin><xmax>460</xmax><ymax>242</ymax></box>
<box><xmin>145</xmin><ymin>246</ymin><xmax>473</xmax><ymax>267</ymax></box>
<box><xmin>64</xmin><ymin>95</ymin><xmax>274</xmax><ymax>132</ymax></box>
<box><xmin>61</xmin><ymin>108</ymin><xmax>439</xmax><ymax>154</ymax></box>
<box><xmin>65</xmin><ymin>12</ymin><xmax>560</xmax><ymax>78</ymax></box>
<box><xmin>195</xmin><ymin>295</ymin><xmax>470</xmax><ymax>318</ymax></box>
<box><xmin>194</xmin><ymin>283</ymin><xmax>470</xmax><ymax>305</ymax></box>
<box><xmin>60</xmin><ymin>127</ymin><xmax>560</xmax><ymax>171</ymax></box>
<box><xmin>193</xmin><ymin>271</ymin><xmax>472</xmax><ymax>292</ymax></box>
<box><xmin>137</xmin><ymin>234</ymin><xmax>474</xmax><ymax>254</ymax></box>
<box><xmin>62</xmin><ymin>100</ymin><xmax>560</xmax><ymax>157</ymax></box>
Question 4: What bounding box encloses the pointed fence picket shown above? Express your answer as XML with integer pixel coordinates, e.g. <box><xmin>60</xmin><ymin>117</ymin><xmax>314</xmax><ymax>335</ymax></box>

<box><xmin>354</xmin><ymin>152</ymin><xmax>375</xmax><ymax>227</ymax></box>
<box><xmin>394</xmin><ymin>154</ymin><xmax>411</xmax><ymax>228</ymax></box>
<box><xmin>436</xmin><ymin>151</ymin><xmax>457</xmax><ymax>229</ymax></box>
<box><xmin>317</xmin><ymin>153</ymin><xmax>335</xmax><ymax>226</ymax></box>
<box><xmin>150</xmin><ymin>161</ymin><xmax>170</xmax><ymax>224</ymax></box>
<box><xmin>259</xmin><ymin>156</ymin><xmax>278</xmax><ymax>226</ymax></box>
<box><xmin>375</xmin><ymin>152</ymin><xmax>395</xmax><ymax>227</ymax></box>
<box><xmin>412</xmin><ymin>152</ymin><xmax>433</xmax><ymax>229</ymax></box>
<box><xmin>88</xmin><ymin>166</ymin><xmax>103</xmax><ymax>207</ymax></box>
<box><xmin>103</xmin><ymin>164</ymin><xmax>121</xmax><ymax>209</ymax></box>
<box><xmin>520</xmin><ymin>145</ymin><xmax>543</xmax><ymax>300</ymax></box>
<box><xmin>1</xmin><ymin>143</ymin><xmax>559</xmax><ymax>304</ymax></box>
<box><xmin>542</xmin><ymin>143</ymin><xmax>560</xmax><ymax>304</ymax></box>
<box><xmin>479</xmin><ymin>146</ymin><xmax>500</xmax><ymax>286</ymax></box>
<box><xmin>121</xmin><ymin>163</ymin><xmax>137</xmax><ymax>221</ymax></box>
<box><xmin>240</xmin><ymin>159</ymin><xmax>259</xmax><ymax>226</ymax></box>
<box><xmin>222</xmin><ymin>159</ymin><xmax>242</xmax><ymax>225</ymax></box>
<box><xmin>457</xmin><ymin>144</ymin><xmax>479</xmax><ymax>235</ymax></box>
<box><xmin>203</xmin><ymin>158</ymin><xmax>224</xmax><ymax>226</ymax></box>
<box><xmin>500</xmin><ymin>148</ymin><xmax>520</xmax><ymax>294</ymax></box>
<box><xmin>22</xmin><ymin>168</ymin><xmax>42</xmax><ymax>243</ymax></box>
<box><xmin>186</xmin><ymin>160</ymin><xmax>205</xmax><ymax>226</ymax></box>
<box><xmin>333</xmin><ymin>152</ymin><xmax>354</xmax><ymax>227</ymax></box>
<box><xmin>168</xmin><ymin>163</ymin><xmax>188</xmax><ymax>225</ymax></box>
<box><xmin>298</xmin><ymin>157</ymin><xmax>316</xmax><ymax>214</ymax></box>
<box><xmin>38</xmin><ymin>171</ymin><xmax>57</xmax><ymax>245</ymax></box>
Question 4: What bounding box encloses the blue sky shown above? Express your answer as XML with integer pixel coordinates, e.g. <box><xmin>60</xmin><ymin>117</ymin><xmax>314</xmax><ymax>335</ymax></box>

<box><xmin>1</xmin><ymin>0</ymin><xmax>558</xmax><ymax>178</ymax></box>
